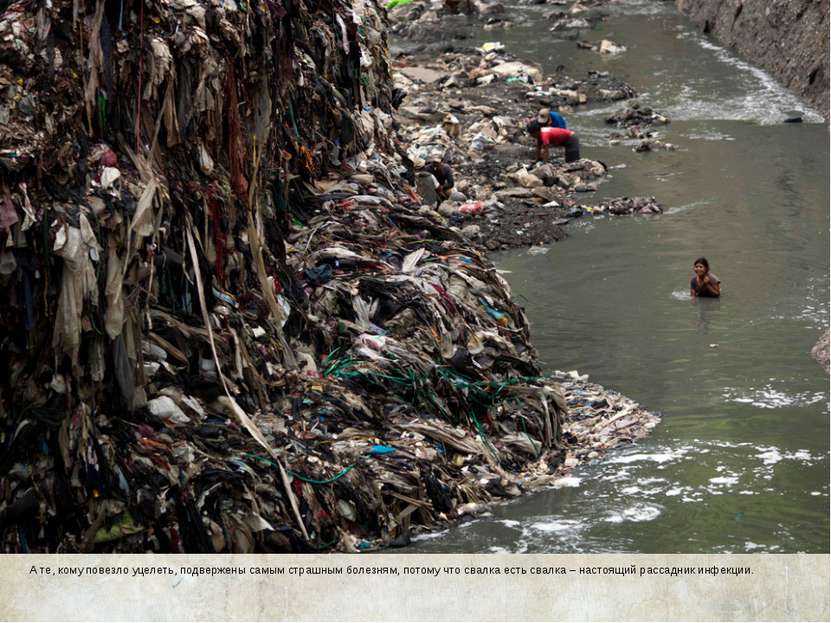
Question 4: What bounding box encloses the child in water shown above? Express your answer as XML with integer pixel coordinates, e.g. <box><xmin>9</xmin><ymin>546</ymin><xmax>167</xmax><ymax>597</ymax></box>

<box><xmin>690</xmin><ymin>257</ymin><xmax>721</xmax><ymax>298</ymax></box>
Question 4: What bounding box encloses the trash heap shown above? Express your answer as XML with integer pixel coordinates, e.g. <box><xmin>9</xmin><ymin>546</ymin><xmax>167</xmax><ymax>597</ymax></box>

<box><xmin>547</xmin><ymin>0</ymin><xmax>609</xmax><ymax>33</ymax></box>
<box><xmin>0</xmin><ymin>0</ymin><xmax>658</xmax><ymax>552</ymax></box>
<box><xmin>388</xmin><ymin>0</ymin><xmax>517</xmax><ymax>38</ymax></box>
<box><xmin>605</xmin><ymin>103</ymin><xmax>676</xmax><ymax>152</ymax></box>
<box><xmin>577</xmin><ymin>39</ymin><xmax>627</xmax><ymax>56</ymax></box>
<box><xmin>392</xmin><ymin>44</ymin><xmax>659</xmax><ymax>249</ymax></box>
<box><xmin>606</xmin><ymin>104</ymin><xmax>671</xmax><ymax>128</ymax></box>
<box><xmin>811</xmin><ymin>330</ymin><xmax>829</xmax><ymax>373</ymax></box>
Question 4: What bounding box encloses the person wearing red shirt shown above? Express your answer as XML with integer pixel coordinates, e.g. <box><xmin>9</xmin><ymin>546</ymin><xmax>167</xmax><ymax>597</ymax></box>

<box><xmin>527</xmin><ymin>120</ymin><xmax>581</xmax><ymax>162</ymax></box>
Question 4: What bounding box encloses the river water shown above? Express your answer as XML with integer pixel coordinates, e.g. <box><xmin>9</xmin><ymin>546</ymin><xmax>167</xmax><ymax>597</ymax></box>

<box><xmin>404</xmin><ymin>0</ymin><xmax>830</xmax><ymax>553</ymax></box>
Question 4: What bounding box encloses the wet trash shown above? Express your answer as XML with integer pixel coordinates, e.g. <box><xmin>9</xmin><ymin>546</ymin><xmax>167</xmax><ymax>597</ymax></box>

<box><xmin>581</xmin><ymin>196</ymin><xmax>663</xmax><ymax>215</ymax></box>
<box><xmin>599</xmin><ymin>39</ymin><xmax>627</xmax><ymax>55</ymax></box>
<box><xmin>634</xmin><ymin>139</ymin><xmax>677</xmax><ymax>152</ymax></box>
<box><xmin>490</xmin><ymin>61</ymin><xmax>544</xmax><ymax>83</ymax></box>
<box><xmin>783</xmin><ymin>111</ymin><xmax>804</xmax><ymax>123</ymax></box>
<box><xmin>811</xmin><ymin>330</ymin><xmax>829</xmax><ymax>372</ymax></box>
<box><xmin>578</xmin><ymin>39</ymin><xmax>628</xmax><ymax>55</ymax></box>
<box><xmin>480</xmin><ymin>42</ymin><xmax>506</xmax><ymax>53</ymax></box>
<box><xmin>459</xmin><ymin>201</ymin><xmax>485</xmax><ymax>215</ymax></box>
<box><xmin>0</xmin><ymin>0</ymin><xmax>677</xmax><ymax>557</ymax></box>
<box><xmin>549</xmin><ymin>16</ymin><xmax>592</xmax><ymax>31</ymax></box>
<box><xmin>607</xmin><ymin>103</ymin><xmax>670</xmax><ymax>128</ymax></box>
<box><xmin>399</xmin><ymin>66</ymin><xmax>450</xmax><ymax>84</ymax></box>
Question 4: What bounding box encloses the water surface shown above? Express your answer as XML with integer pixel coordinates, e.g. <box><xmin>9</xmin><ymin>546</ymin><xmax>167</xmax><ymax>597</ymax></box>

<box><xmin>403</xmin><ymin>0</ymin><xmax>829</xmax><ymax>553</ymax></box>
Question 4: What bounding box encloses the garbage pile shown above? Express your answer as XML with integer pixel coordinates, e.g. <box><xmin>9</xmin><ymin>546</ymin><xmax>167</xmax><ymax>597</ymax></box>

<box><xmin>606</xmin><ymin>104</ymin><xmax>670</xmax><ymax>128</ymax></box>
<box><xmin>577</xmin><ymin>38</ymin><xmax>627</xmax><ymax>55</ymax></box>
<box><xmin>547</xmin><ymin>0</ymin><xmax>609</xmax><ymax>33</ymax></box>
<box><xmin>606</xmin><ymin>104</ymin><xmax>676</xmax><ymax>152</ymax></box>
<box><xmin>577</xmin><ymin>196</ymin><xmax>664</xmax><ymax>216</ymax></box>
<box><xmin>545</xmin><ymin>371</ymin><xmax>659</xmax><ymax>475</ymax></box>
<box><xmin>391</xmin><ymin>44</ymin><xmax>660</xmax><ymax>248</ymax></box>
<box><xmin>0</xmin><ymin>0</ymin><xmax>659</xmax><ymax>552</ymax></box>
<box><xmin>811</xmin><ymin>330</ymin><xmax>829</xmax><ymax>373</ymax></box>
<box><xmin>388</xmin><ymin>0</ymin><xmax>519</xmax><ymax>38</ymax></box>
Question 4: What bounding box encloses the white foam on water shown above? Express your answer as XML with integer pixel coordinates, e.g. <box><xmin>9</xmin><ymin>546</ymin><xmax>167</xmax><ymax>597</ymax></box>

<box><xmin>498</xmin><ymin>519</ymin><xmax>522</xmax><ymax>529</ymax></box>
<box><xmin>722</xmin><ymin>385</ymin><xmax>828</xmax><ymax>409</ymax></box>
<box><xmin>739</xmin><ymin>490</ymin><xmax>757</xmax><ymax>495</ymax></box>
<box><xmin>665</xmin><ymin>200</ymin><xmax>711</xmax><ymax>216</ymax></box>
<box><xmin>754</xmin><ymin>446</ymin><xmax>823</xmax><ymax>467</ymax></box>
<box><xmin>530</xmin><ymin>519</ymin><xmax>584</xmax><ymax>533</ymax></box>
<box><xmin>671</xmin><ymin>289</ymin><xmax>691</xmax><ymax>301</ymax></box>
<box><xmin>709</xmin><ymin>475</ymin><xmax>739</xmax><ymax>486</ymax></box>
<box><xmin>607</xmin><ymin>448</ymin><xmax>688</xmax><ymax>465</ymax></box>
<box><xmin>744</xmin><ymin>541</ymin><xmax>763</xmax><ymax>551</ymax></box>
<box><xmin>756</xmin><ymin>448</ymin><xmax>783</xmax><ymax>466</ymax></box>
<box><xmin>411</xmin><ymin>529</ymin><xmax>449</xmax><ymax>542</ymax></box>
<box><xmin>637</xmin><ymin>477</ymin><xmax>668</xmax><ymax>486</ymax></box>
<box><xmin>684</xmin><ymin>130</ymin><xmax>735</xmax><ymax>141</ymax></box>
<box><xmin>553</xmin><ymin>476</ymin><xmax>582</xmax><ymax>488</ymax></box>
<box><xmin>601</xmin><ymin>468</ymin><xmax>631</xmax><ymax>482</ymax></box>
<box><xmin>702</xmin><ymin>439</ymin><xmax>755</xmax><ymax>449</ymax></box>
<box><xmin>606</xmin><ymin>0</ymin><xmax>671</xmax><ymax>16</ymax></box>
<box><xmin>604</xmin><ymin>504</ymin><xmax>662</xmax><ymax>523</ymax></box>
<box><xmin>666</xmin><ymin>32</ymin><xmax>824</xmax><ymax>124</ymax></box>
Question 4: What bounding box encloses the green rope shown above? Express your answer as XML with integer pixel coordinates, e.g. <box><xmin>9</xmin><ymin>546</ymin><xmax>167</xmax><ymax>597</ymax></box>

<box><xmin>97</xmin><ymin>92</ymin><xmax>108</xmax><ymax>133</ymax></box>
<box><xmin>290</xmin><ymin>464</ymin><xmax>356</xmax><ymax>484</ymax></box>
<box><xmin>520</xmin><ymin>415</ymin><xmax>540</xmax><ymax>458</ymax></box>
<box><xmin>287</xmin><ymin>100</ymin><xmax>301</xmax><ymax>139</ymax></box>
<box><xmin>321</xmin><ymin>347</ymin><xmax>342</xmax><ymax>370</ymax></box>
<box><xmin>469</xmin><ymin>410</ymin><xmax>500</xmax><ymax>462</ymax></box>
<box><xmin>437</xmin><ymin>367</ymin><xmax>544</xmax><ymax>393</ymax></box>
<box><xmin>244</xmin><ymin>453</ymin><xmax>356</xmax><ymax>485</ymax></box>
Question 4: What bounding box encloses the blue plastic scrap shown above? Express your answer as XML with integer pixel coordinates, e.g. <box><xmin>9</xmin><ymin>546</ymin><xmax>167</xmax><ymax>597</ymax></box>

<box><xmin>368</xmin><ymin>445</ymin><xmax>396</xmax><ymax>456</ymax></box>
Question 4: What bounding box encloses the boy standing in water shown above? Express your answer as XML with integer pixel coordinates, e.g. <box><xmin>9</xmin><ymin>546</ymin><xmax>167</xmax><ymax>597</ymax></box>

<box><xmin>690</xmin><ymin>257</ymin><xmax>721</xmax><ymax>298</ymax></box>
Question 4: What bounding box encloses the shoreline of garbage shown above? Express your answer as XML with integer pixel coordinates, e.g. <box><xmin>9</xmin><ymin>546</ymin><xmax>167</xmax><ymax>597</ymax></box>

<box><xmin>388</xmin><ymin>1</ymin><xmax>672</xmax><ymax>251</ymax></box>
<box><xmin>0</xmin><ymin>0</ymin><xmax>660</xmax><ymax>553</ymax></box>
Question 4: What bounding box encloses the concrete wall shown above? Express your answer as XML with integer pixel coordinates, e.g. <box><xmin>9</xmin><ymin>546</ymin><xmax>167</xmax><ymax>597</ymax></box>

<box><xmin>676</xmin><ymin>0</ymin><xmax>829</xmax><ymax>120</ymax></box>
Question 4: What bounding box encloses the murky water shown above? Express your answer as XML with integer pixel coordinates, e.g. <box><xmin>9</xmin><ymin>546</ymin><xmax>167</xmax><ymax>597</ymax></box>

<box><xmin>404</xmin><ymin>1</ymin><xmax>830</xmax><ymax>552</ymax></box>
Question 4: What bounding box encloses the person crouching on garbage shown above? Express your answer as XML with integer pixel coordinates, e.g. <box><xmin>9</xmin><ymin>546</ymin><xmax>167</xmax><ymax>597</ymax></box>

<box><xmin>424</xmin><ymin>150</ymin><xmax>455</xmax><ymax>205</ymax></box>
<box><xmin>527</xmin><ymin>120</ymin><xmax>581</xmax><ymax>163</ymax></box>
<box><xmin>690</xmin><ymin>257</ymin><xmax>721</xmax><ymax>298</ymax></box>
<box><xmin>537</xmin><ymin>107</ymin><xmax>568</xmax><ymax>129</ymax></box>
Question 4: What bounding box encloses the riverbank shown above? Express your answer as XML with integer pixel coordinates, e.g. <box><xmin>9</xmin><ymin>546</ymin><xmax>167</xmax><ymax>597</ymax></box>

<box><xmin>396</xmin><ymin>0</ymin><xmax>829</xmax><ymax>554</ymax></box>
<box><xmin>390</xmin><ymin>33</ymin><xmax>667</xmax><ymax>250</ymax></box>
<box><xmin>677</xmin><ymin>0</ymin><xmax>829</xmax><ymax>120</ymax></box>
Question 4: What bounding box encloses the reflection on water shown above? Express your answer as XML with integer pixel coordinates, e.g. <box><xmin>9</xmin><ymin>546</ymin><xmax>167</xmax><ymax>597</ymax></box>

<box><xmin>402</xmin><ymin>0</ymin><xmax>829</xmax><ymax>553</ymax></box>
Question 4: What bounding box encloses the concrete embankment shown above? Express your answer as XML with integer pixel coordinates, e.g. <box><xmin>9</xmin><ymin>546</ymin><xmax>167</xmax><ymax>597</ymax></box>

<box><xmin>677</xmin><ymin>0</ymin><xmax>829</xmax><ymax>120</ymax></box>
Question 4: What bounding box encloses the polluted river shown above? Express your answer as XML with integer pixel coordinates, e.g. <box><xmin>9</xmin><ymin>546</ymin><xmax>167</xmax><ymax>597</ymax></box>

<box><xmin>401</xmin><ymin>0</ymin><xmax>830</xmax><ymax>553</ymax></box>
